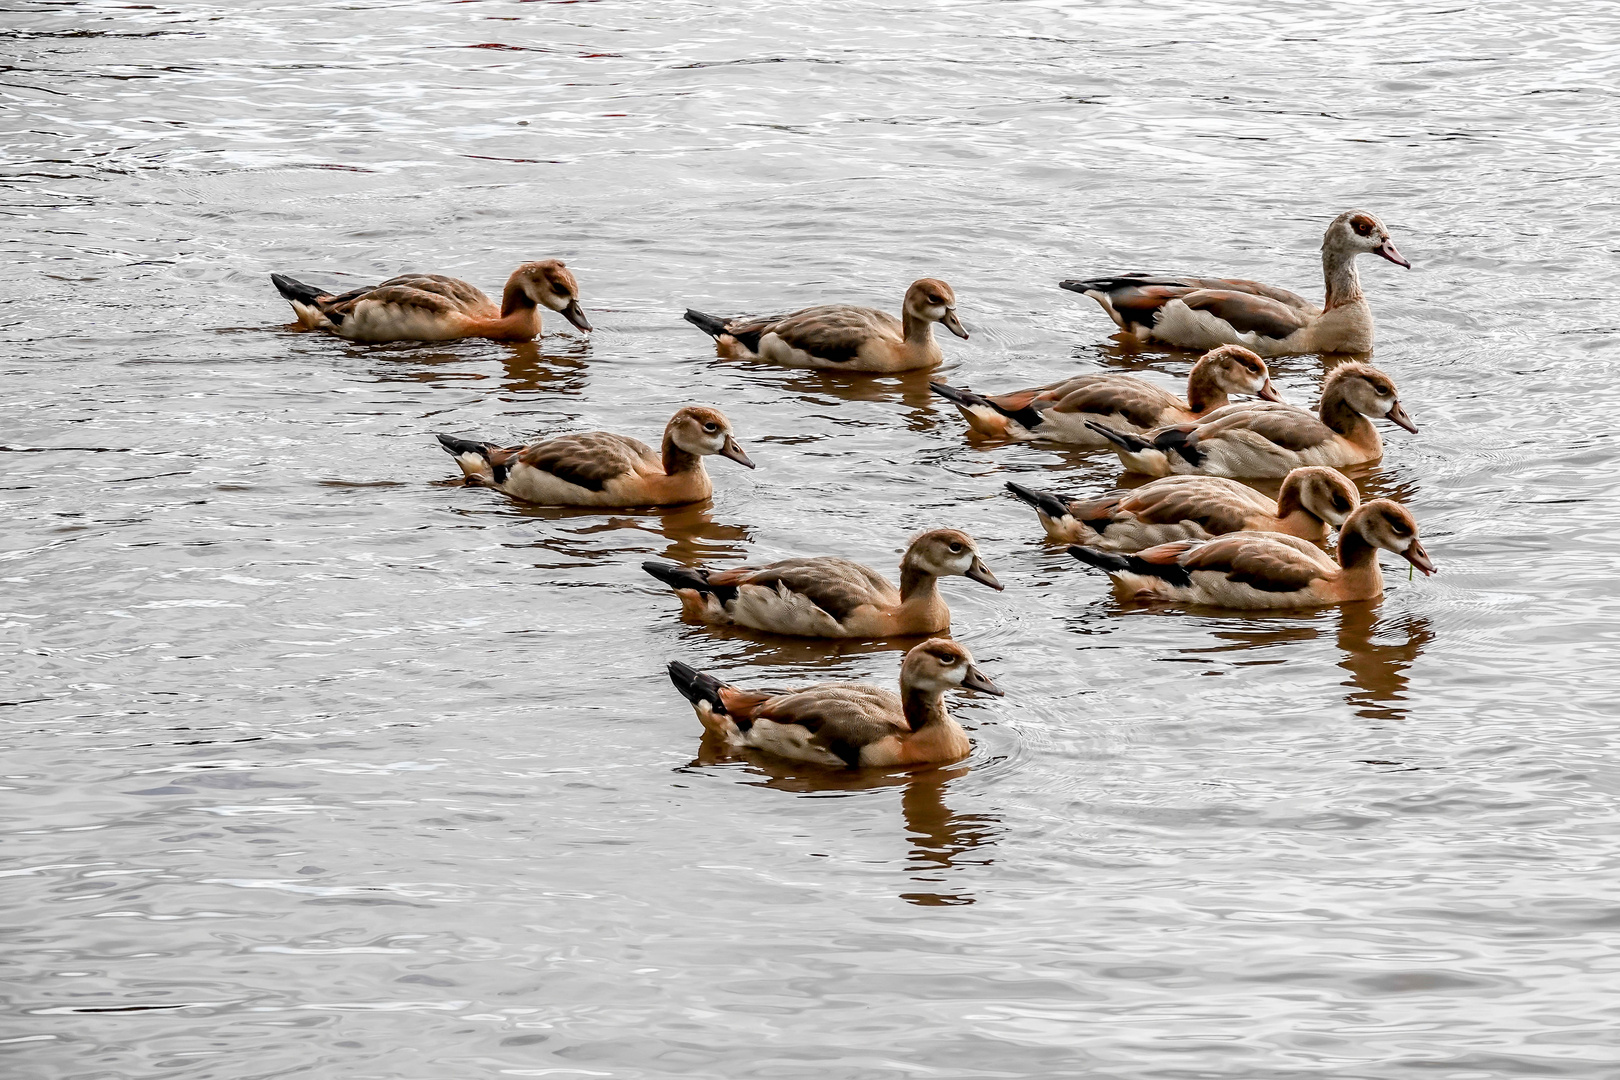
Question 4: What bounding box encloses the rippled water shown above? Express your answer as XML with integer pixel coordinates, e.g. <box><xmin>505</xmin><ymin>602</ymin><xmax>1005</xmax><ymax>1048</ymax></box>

<box><xmin>5</xmin><ymin>1</ymin><xmax>1620</xmax><ymax>1076</ymax></box>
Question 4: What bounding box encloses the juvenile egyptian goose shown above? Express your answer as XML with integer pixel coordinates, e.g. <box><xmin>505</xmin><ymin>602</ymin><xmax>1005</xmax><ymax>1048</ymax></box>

<box><xmin>272</xmin><ymin>260</ymin><xmax>590</xmax><ymax>343</ymax></box>
<box><xmin>1006</xmin><ymin>466</ymin><xmax>1359</xmax><ymax>550</ymax></box>
<box><xmin>642</xmin><ymin>529</ymin><xmax>1003</xmax><ymax>639</ymax></box>
<box><xmin>1086</xmin><ymin>363</ymin><xmax>1416</xmax><ymax>478</ymax></box>
<box><xmin>1066</xmin><ymin>499</ymin><xmax>1434</xmax><ymax>609</ymax></box>
<box><xmin>930</xmin><ymin>345</ymin><xmax>1280</xmax><ymax>446</ymax></box>
<box><xmin>436</xmin><ymin>406</ymin><xmax>753</xmax><ymax>508</ymax></box>
<box><xmin>1060</xmin><ymin>210</ymin><xmax>1410</xmax><ymax>355</ymax></box>
<box><xmin>683</xmin><ymin>278</ymin><xmax>967</xmax><ymax>373</ymax></box>
<box><xmin>668</xmin><ymin>639</ymin><xmax>1002</xmax><ymax>767</ymax></box>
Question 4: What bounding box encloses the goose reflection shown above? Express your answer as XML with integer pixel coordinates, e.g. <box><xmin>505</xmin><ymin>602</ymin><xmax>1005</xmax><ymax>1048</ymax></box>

<box><xmin>351</xmin><ymin>338</ymin><xmax>591</xmax><ymax>398</ymax></box>
<box><xmin>1336</xmin><ymin>602</ymin><xmax>1433</xmax><ymax>721</ymax></box>
<box><xmin>685</xmin><ymin>748</ymin><xmax>1000</xmax><ymax>907</ymax></box>
<box><xmin>501</xmin><ymin>501</ymin><xmax>753</xmax><ymax>568</ymax></box>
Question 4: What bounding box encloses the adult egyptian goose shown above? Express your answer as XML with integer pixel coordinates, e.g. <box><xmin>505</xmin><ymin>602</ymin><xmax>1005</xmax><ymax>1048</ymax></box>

<box><xmin>683</xmin><ymin>278</ymin><xmax>967</xmax><ymax>373</ymax></box>
<box><xmin>667</xmin><ymin>639</ymin><xmax>1002</xmax><ymax>767</ymax></box>
<box><xmin>436</xmin><ymin>406</ymin><xmax>752</xmax><ymax>508</ymax></box>
<box><xmin>1006</xmin><ymin>466</ymin><xmax>1358</xmax><ymax>550</ymax></box>
<box><xmin>1066</xmin><ymin>499</ymin><xmax>1433</xmax><ymax>609</ymax></box>
<box><xmin>272</xmin><ymin>260</ymin><xmax>591</xmax><ymax>343</ymax></box>
<box><xmin>1060</xmin><ymin>211</ymin><xmax>1410</xmax><ymax>355</ymax></box>
<box><xmin>930</xmin><ymin>345</ymin><xmax>1280</xmax><ymax>446</ymax></box>
<box><xmin>642</xmin><ymin>529</ymin><xmax>1002</xmax><ymax>639</ymax></box>
<box><xmin>1086</xmin><ymin>363</ymin><xmax>1415</xmax><ymax>478</ymax></box>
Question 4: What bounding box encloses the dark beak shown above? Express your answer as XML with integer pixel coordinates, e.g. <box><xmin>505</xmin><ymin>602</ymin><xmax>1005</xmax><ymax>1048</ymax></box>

<box><xmin>1402</xmin><ymin>539</ymin><xmax>1435</xmax><ymax>576</ymax></box>
<box><xmin>1376</xmin><ymin>238</ymin><xmax>1411</xmax><ymax>269</ymax></box>
<box><xmin>964</xmin><ymin>556</ymin><xmax>1003</xmax><ymax>592</ymax></box>
<box><xmin>561</xmin><ymin>300</ymin><xmax>592</xmax><ymax>333</ymax></box>
<box><xmin>1386</xmin><ymin>400</ymin><xmax>1418</xmax><ymax>433</ymax></box>
<box><xmin>719</xmin><ymin>435</ymin><xmax>755</xmax><ymax>469</ymax></box>
<box><xmin>1257</xmin><ymin>378</ymin><xmax>1284</xmax><ymax>403</ymax></box>
<box><xmin>960</xmin><ymin>664</ymin><xmax>1003</xmax><ymax>697</ymax></box>
<box><xmin>941</xmin><ymin>308</ymin><xmax>969</xmax><ymax>340</ymax></box>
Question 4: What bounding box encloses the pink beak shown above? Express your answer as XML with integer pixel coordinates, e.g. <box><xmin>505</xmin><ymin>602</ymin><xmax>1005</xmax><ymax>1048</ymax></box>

<box><xmin>1376</xmin><ymin>238</ymin><xmax>1411</xmax><ymax>269</ymax></box>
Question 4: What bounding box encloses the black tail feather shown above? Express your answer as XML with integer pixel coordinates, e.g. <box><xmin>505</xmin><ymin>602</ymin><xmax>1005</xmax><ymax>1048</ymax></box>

<box><xmin>642</xmin><ymin>561</ymin><xmax>738</xmax><ymax>604</ymax></box>
<box><xmin>668</xmin><ymin>660</ymin><xmax>731</xmax><ymax>713</ymax></box>
<box><xmin>1005</xmin><ymin>481</ymin><xmax>1074</xmax><ymax>521</ymax></box>
<box><xmin>1059</xmin><ymin>274</ymin><xmax>1188</xmax><ymax>294</ymax></box>
<box><xmin>930</xmin><ymin>382</ymin><xmax>1044</xmax><ymax>431</ymax></box>
<box><xmin>435</xmin><ymin>434</ymin><xmax>507</xmax><ymax>484</ymax></box>
<box><xmin>1147</xmin><ymin>426</ymin><xmax>1205</xmax><ymax>466</ymax></box>
<box><xmin>683</xmin><ymin>308</ymin><xmax>731</xmax><ymax>339</ymax></box>
<box><xmin>1084</xmin><ymin>420</ymin><xmax>1151</xmax><ymax>452</ymax></box>
<box><xmin>271</xmin><ymin>272</ymin><xmax>328</xmax><ymax>307</ymax></box>
<box><xmin>1068</xmin><ymin>545</ymin><xmax>1193</xmax><ymax>587</ymax></box>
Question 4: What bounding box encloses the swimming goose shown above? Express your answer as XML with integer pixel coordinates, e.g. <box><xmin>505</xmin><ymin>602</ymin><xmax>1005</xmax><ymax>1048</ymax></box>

<box><xmin>1086</xmin><ymin>363</ymin><xmax>1415</xmax><ymax>478</ymax></box>
<box><xmin>930</xmin><ymin>345</ymin><xmax>1281</xmax><ymax>445</ymax></box>
<box><xmin>272</xmin><ymin>259</ymin><xmax>591</xmax><ymax>343</ymax></box>
<box><xmin>436</xmin><ymin>406</ymin><xmax>752</xmax><ymax>508</ymax></box>
<box><xmin>668</xmin><ymin>639</ymin><xmax>1002</xmax><ymax>767</ymax></box>
<box><xmin>1006</xmin><ymin>466</ymin><xmax>1359</xmax><ymax>550</ymax></box>
<box><xmin>1060</xmin><ymin>210</ymin><xmax>1410</xmax><ymax>355</ymax></box>
<box><xmin>642</xmin><ymin>529</ymin><xmax>1003</xmax><ymax>639</ymax></box>
<box><xmin>1066</xmin><ymin>499</ymin><xmax>1434</xmax><ymax>609</ymax></box>
<box><xmin>683</xmin><ymin>278</ymin><xmax>967</xmax><ymax>373</ymax></box>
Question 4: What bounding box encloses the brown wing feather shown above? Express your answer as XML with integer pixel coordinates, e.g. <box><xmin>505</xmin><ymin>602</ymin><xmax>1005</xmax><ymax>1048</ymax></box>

<box><xmin>1180</xmin><ymin>290</ymin><xmax>1310</xmax><ymax>341</ymax></box>
<box><xmin>374</xmin><ymin>274</ymin><xmax>493</xmax><ymax>310</ymax></box>
<box><xmin>748</xmin><ymin>305</ymin><xmax>898</xmax><ymax>363</ymax></box>
<box><xmin>1179</xmin><ymin>534</ymin><xmax>1333</xmax><ymax>592</ymax></box>
<box><xmin>1118</xmin><ymin>477</ymin><xmax>1273</xmax><ymax>533</ymax></box>
<box><xmin>719</xmin><ymin>558</ymin><xmax>898</xmax><ymax>621</ymax></box>
<box><xmin>1049</xmin><ymin>376</ymin><xmax>1183</xmax><ymax>429</ymax></box>
<box><xmin>1196</xmin><ymin>404</ymin><xmax>1334</xmax><ymax>452</ymax></box>
<box><xmin>754</xmin><ymin>684</ymin><xmax>908</xmax><ymax>761</ymax></box>
<box><xmin>516</xmin><ymin>432</ymin><xmax>655</xmax><ymax>492</ymax></box>
<box><xmin>327</xmin><ymin>283</ymin><xmax>460</xmax><ymax>319</ymax></box>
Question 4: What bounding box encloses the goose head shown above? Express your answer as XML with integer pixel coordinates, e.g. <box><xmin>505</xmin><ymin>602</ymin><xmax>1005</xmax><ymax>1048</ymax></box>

<box><xmin>1278</xmin><ymin>466</ymin><xmax>1360</xmax><ymax>527</ymax></box>
<box><xmin>1322</xmin><ymin>362</ymin><xmax>1417</xmax><ymax>432</ymax></box>
<box><xmin>904</xmin><ymin>278</ymin><xmax>967</xmax><ymax>339</ymax></box>
<box><xmin>902</xmin><ymin>528</ymin><xmax>1002</xmax><ymax>590</ymax></box>
<box><xmin>666</xmin><ymin>407</ymin><xmax>754</xmax><ymax>468</ymax></box>
<box><xmin>901</xmin><ymin>639</ymin><xmax>1003</xmax><ymax>697</ymax></box>
<box><xmin>1323</xmin><ymin>210</ymin><xmax>1410</xmax><ymax>269</ymax></box>
<box><xmin>1344</xmin><ymin>499</ymin><xmax>1434</xmax><ymax>575</ymax></box>
<box><xmin>514</xmin><ymin>259</ymin><xmax>592</xmax><ymax>331</ymax></box>
<box><xmin>1195</xmin><ymin>345</ymin><xmax>1283</xmax><ymax>403</ymax></box>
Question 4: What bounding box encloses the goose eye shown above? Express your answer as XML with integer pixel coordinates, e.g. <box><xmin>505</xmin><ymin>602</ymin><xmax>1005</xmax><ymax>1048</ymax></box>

<box><xmin>948</xmin><ymin>542</ymin><xmax>964</xmax><ymax>553</ymax></box>
<box><xmin>1332</xmin><ymin>496</ymin><xmax>1351</xmax><ymax>512</ymax></box>
<box><xmin>703</xmin><ymin>422</ymin><xmax>718</xmax><ymax>433</ymax></box>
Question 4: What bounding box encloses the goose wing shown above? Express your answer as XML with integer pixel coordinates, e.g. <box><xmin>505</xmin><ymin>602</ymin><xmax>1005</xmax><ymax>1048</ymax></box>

<box><xmin>1061</xmin><ymin>274</ymin><xmax>1318</xmax><ymax>334</ymax></box>
<box><xmin>1177</xmin><ymin>533</ymin><xmax>1335</xmax><ymax>592</ymax></box>
<box><xmin>1177</xmin><ymin>289</ymin><xmax>1311</xmax><ymax>341</ymax></box>
<box><xmin>711</xmin><ymin>557</ymin><xmax>900</xmax><ymax>621</ymax></box>
<box><xmin>514</xmin><ymin>432</ymin><xmax>657</xmax><ymax>492</ymax></box>
<box><xmin>730</xmin><ymin>305</ymin><xmax>898</xmax><ymax>363</ymax></box>
<box><xmin>373</xmin><ymin>274</ymin><xmax>494</xmax><ymax>311</ymax></box>
<box><xmin>1120</xmin><ymin>476</ymin><xmax>1276</xmax><ymax>533</ymax></box>
<box><xmin>748</xmin><ymin>684</ymin><xmax>908</xmax><ymax>765</ymax></box>
<box><xmin>1048</xmin><ymin>375</ymin><xmax>1183</xmax><ymax>429</ymax></box>
<box><xmin>1194</xmin><ymin>403</ymin><xmax>1335</xmax><ymax>452</ymax></box>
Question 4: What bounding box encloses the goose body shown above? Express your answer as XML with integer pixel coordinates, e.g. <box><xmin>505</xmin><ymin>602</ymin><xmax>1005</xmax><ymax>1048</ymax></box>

<box><xmin>273</xmin><ymin>260</ymin><xmax>590</xmax><ymax>343</ymax></box>
<box><xmin>1068</xmin><ymin>499</ymin><xmax>1434</xmax><ymax>609</ymax></box>
<box><xmin>930</xmin><ymin>345</ymin><xmax>1280</xmax><ymax>446</ymax></box>
<box><xmin>1005</xmin><ymin>466</ymin><xmax>1359</xmax><ymax>551</ymax></box>
<box><xmin>643</xmin><ymin>529</ymin><xmax>1002</xmax><ymax>638</ymax></box>
<box><xmin>436</xmin><ymin>406</ymin><xmax>753</xmax><ymax>508</ymax></box>
<box><xmin>684</xmin><ymin>278</ymin><xmax>967</xmax><ymax>373</ymax></box>
<box><xmin>668</xmin><ymin>639</ymin><xmax>1002</xmax><ymax>767</ymax></box>
<box><xmin>1087</xmin><ymin>363</ymin><xmax>1415</xmax><ymax>478</ymax></box>
<box><xmin>1060</xmin><ymin>211</ymin><xmax>1410</xmax><ymax>356</ymax></box>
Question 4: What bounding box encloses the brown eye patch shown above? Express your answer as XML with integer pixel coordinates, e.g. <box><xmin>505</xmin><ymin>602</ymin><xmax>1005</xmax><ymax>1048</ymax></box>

<box><xmin>1351</xmin><ymin>216</ymin><xmax>1377</xmax><ymax>237</ymax></box>
<box><xmin>927</xmin><ymin>648</ymin><xmax>961</xmax><ymax>664</ymax></box>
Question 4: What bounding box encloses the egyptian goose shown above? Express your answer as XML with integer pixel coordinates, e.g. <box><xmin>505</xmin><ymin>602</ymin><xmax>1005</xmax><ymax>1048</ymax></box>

<box><xmin>930</xmin><ymin>345</ymin><xmax>1280</xmax><ymax>446</ymax></box>
<box><xmin>436</xmin><ymin>406</ymin><xmax>753</xmax><ymax>508</ymax></box>
<box><xmin>683</xmin><ymin>278</ymin><xmax>967</xmax><ymax>373</ymax></box>
<box><xmin>272</xmin><ymin>260</ymin><xmax>590</xmax><ymax>343</ymax></box>
<box><xmin>667</xmin><ymin>639</ymin><xmax>1002</xmax><ymax>767</ymax></box>
<box><xmin>1006</xmin><ymin>466</ymin><xmax>1358</xmax><ymax>550</ymax></box>
<box><xmin>1086</xmin><ymin>363</ymin><xmax>1416</xmax><ymax>478</ymax></box>
<box><xmin>1060</xmin><ymin>210</ymin><xmax>1410</xmax><ymax>355</ymax></box>
<box><xmin>642</xmin><ymin>529</ymin><xmax>1003</xmax><ymax>639</ymax></box>
<box><xmin>1066</xmin><ymin>499</ymin><xmax>1434</xmax><ymax>609</ymax></box>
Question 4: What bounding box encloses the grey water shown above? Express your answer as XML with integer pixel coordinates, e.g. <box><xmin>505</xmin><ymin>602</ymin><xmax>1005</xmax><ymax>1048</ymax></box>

<box><xmin>4</xmin><ymin>1</ymin><xmax>1620</xmax><ymax>1077</ymax></box>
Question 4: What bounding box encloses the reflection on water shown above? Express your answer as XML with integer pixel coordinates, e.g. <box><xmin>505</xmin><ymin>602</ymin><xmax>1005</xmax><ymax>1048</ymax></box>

<box><xmin>687</xmin><ymin>745</ymin><xmax>998</xmax><ymax>906</ymax></box>
<box><xmin>1337</xmin><ymin>602</ymin><xmax>1435</xmax><ymax>722</ymax></box>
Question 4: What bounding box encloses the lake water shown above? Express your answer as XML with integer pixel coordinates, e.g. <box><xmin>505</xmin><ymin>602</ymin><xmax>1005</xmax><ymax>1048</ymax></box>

<box><xmin>5</xmin><ymin>1</ymin><xmax>1620</xmax><ymax>1077</ymax></box>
